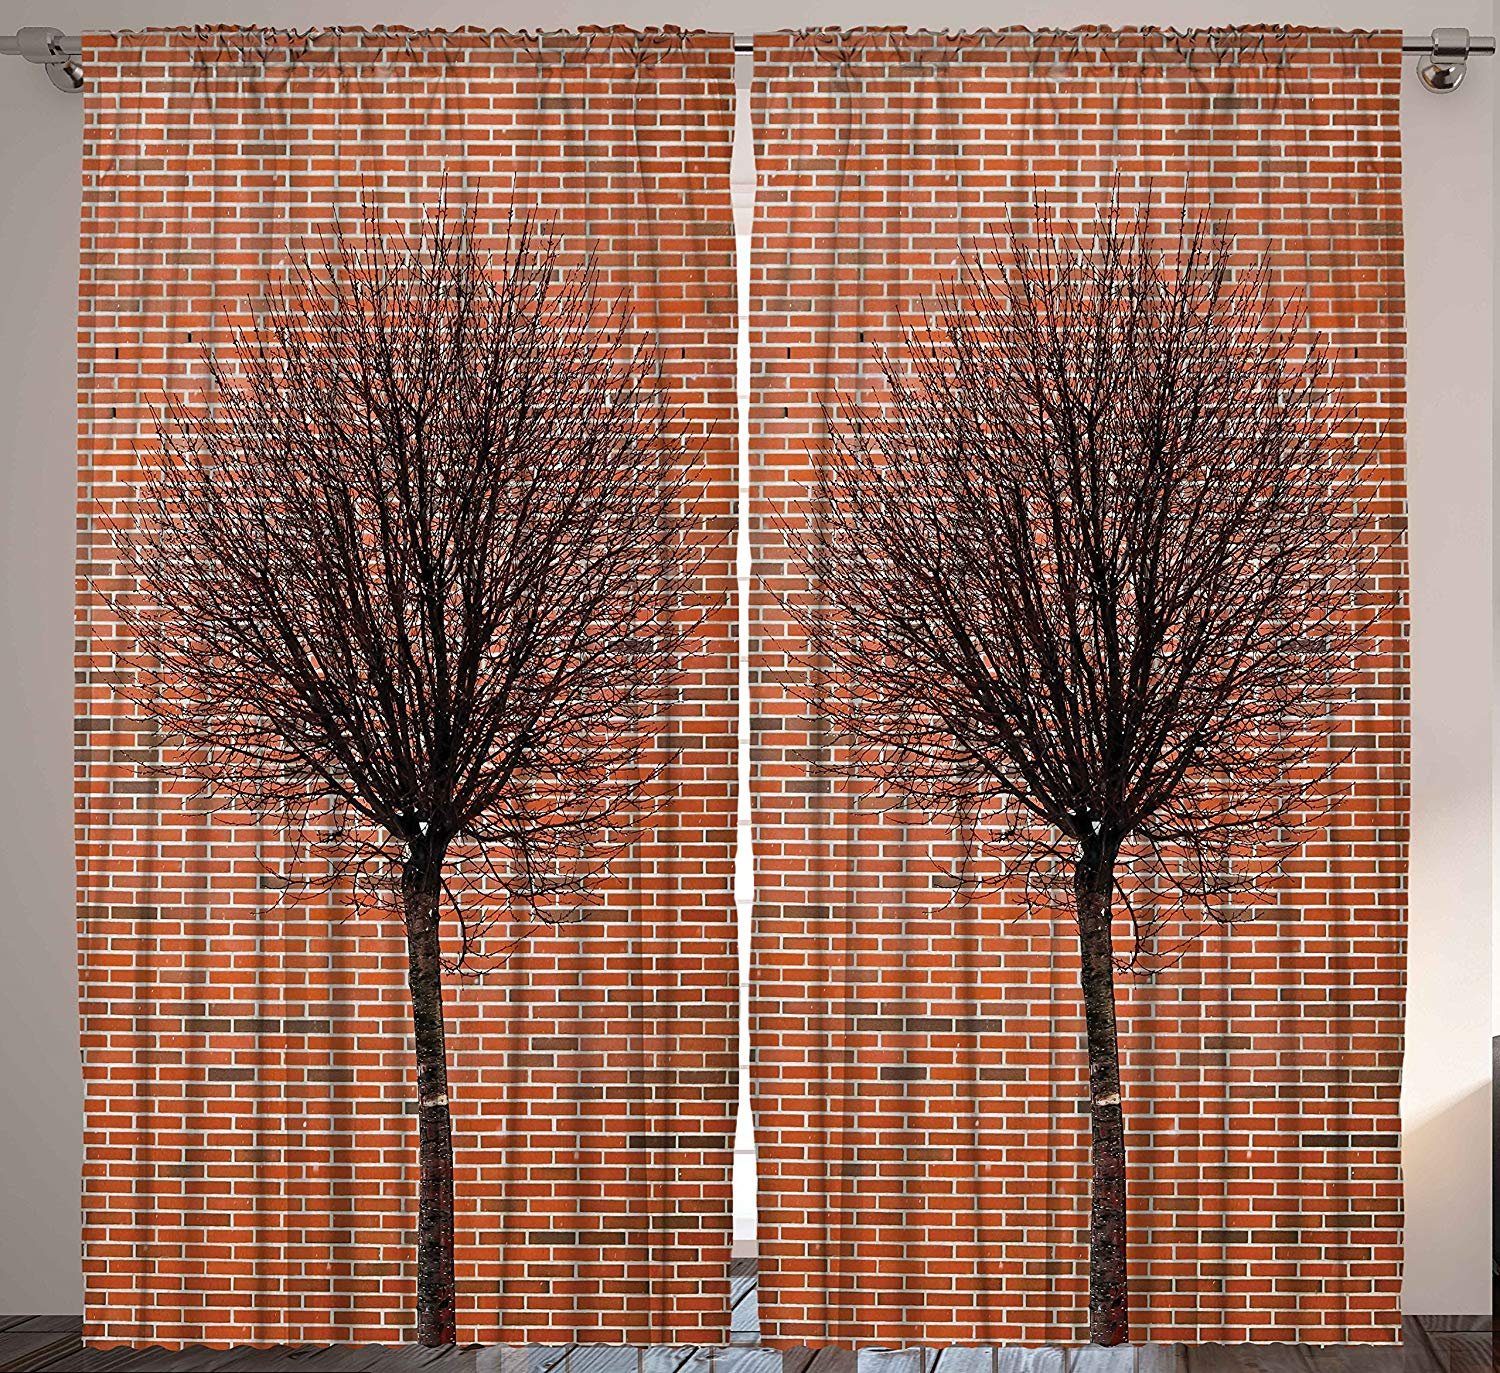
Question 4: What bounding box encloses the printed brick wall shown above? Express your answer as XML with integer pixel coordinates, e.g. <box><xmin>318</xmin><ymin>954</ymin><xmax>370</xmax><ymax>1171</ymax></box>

<box><xmin>77</xmin><ymin>26</ymin><xmax>738</xmax><ymax>1347</ymax></box>
<box><xmin>749</xmin><ymin>27</ymin><xmax>1407</xmax><ymax>1346</ymax></box>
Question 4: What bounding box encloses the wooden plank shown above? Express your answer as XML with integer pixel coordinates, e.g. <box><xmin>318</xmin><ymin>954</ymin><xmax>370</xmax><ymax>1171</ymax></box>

<box><xmin>473</xmin><ymin>1347</ymin><xmax>563</xmax><ymax>1373</ymax></box>
<box><xmin>1402</xmin><ymin>1317</ymin><xmax>1449</xmax><ymax>1373</ymax></box>
<box><xmin>265</xmin><ymin>1347</ymin><xmax>394</xmax><ymax>1371</ymax></box>
<box><xmin>477</xmin><ymin>1350</ymin><xmax>569</xmax><ymax>1373</ymax></box>
<box><xmin>4</xmin><ymin>1318</ymin><xmax>83</xmax><ymax>1334</ymax></box>
<box><xmin>236</xmin><ymin>1344</ymin><xmax>389</xmax><ymax>1370</ymax></box>
<box><xmin>203</xmin><ymin>1345</ymin><xmax>325</xmax><ymax>1370</ymax></box>
<box><xmin>1428</xmin><ymin>1333</ymin><xmax>1493</xmax><ymax>1372</ymax></box>
<box><xmin>1066</xmin><ymin>1348</ymin><xmax>1133</xmax><ymax>1372</ymax></box>
<box><xmin>730</xmin><ymin>1261</ymin><xmax>757</xmax><ymax>1312</ymax></box>
<box><xmin>1186</xmin><ymin>1347</ymin><xmax>1313</xmax><ymax>1372</ymax></box>
<box><xmin>0</xmin><ymin>1342</ymin><xmax>688</xmax><ymax>1373</ymax></box>
<box><xmin>932</xmin><ymin>1350</ymin><xmax>1068</xmax><ymax>1373</ymax></box>
<box><xmin>0</xmin><ymin>1338</ymin><xmax>1452</xmax><ymax>1373</ymax></box>
<box><xmin>470</xmin><ymin>1349</ymin><xmax>526</xmax><ymax>1373</ymax></box>
<box><xmin>540</xmin><ymin>1347</ymin><xmax>699</xmax><ymax>1373</ymax></box>
<box><xmin>856</xmin><ymin>1348</ymin><xmax>938</xmax><ymax>1373</ymax></box>
<box><xmin>28</xmin><ymin>1350</ymin><xmax>180</xmax><ymax>1373</ymax></box>
<box><xmin>681</xmin><ymin>1350</ymin><xmax>785</xmax><ymax>1373</ymax></box>
<box><xmin>101</xmin><ymin>1345</ymin><xmax>283</xmax><ymax>1371</ymax></box>
<box><xmin>1134</xmin><ymin>1348</ymin><xmax>1188</xmax><ymax>1373</ymax></box>
<box><xmin>148</xmin><ymin>1345</ymin><xmax>675</xmax><ymax>1373</ymax></box>
<box><xmin>359</xmin><ymin>1345</ymin><xmax>485</xmax><ymax>1371</ymax></box>
<box><xmin>508</xmin><ymin>1348</ymin><xmax>585</xmax><ymax>1373</ymax></box>
<box><xmin>802</xmin><ymin>1349</ymin><xmax>855</xmax><ymax>1373</ymax></box>
<box><xmin>729</xmin><ymin>1288</ymin><xmax>759</xmax><ymax>1344</ymax></box>
<box><xmin>31</xmin><ymin>1344</ymin><xmax>164</xmax><ymax>1372</ymax></box>
<box><xmin>0</xmin><ymin>1332</ymin><xmax>85</xmax><ymax>1371</ymax></box>
<box><xmin>1417</xmin><ymin>1316</ymin><xmax>1493</xmax><ymax>1332</ymax></box>
<box><xmin>1302</xmin><ymin>1344</ymin><xmax>1404</xmax><ymax>1373</ymax></box>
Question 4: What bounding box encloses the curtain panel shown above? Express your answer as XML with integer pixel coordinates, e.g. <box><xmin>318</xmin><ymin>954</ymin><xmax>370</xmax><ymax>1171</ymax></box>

<box><xmin>749</xmin><ymin>27</ymin><xmax>1407</xmax><ymax>1347</ymax></box>
<box><xmin>77</xmin><ymin>26</ymin><xmax>739</xmax><ymax>1347</ymax></box>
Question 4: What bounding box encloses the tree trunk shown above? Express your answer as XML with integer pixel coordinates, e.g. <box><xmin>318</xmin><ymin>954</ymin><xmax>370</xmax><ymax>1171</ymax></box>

<box><xmin>1074</xmin><ymin>843</ymin><xmax>1129</xmax><ymax>1346</ymax></box>
<box><xmin>402</xmin><ymin>844</ymin><xmax>457</xmax><ymax>1347</ymax></box>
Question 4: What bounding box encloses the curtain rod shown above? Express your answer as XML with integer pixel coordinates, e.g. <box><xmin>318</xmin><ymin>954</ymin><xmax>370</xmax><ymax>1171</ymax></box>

<box><xmin>2</xmin><ymin>25</ymin><xmax>1492</xmax><ymax>93</ymax></box>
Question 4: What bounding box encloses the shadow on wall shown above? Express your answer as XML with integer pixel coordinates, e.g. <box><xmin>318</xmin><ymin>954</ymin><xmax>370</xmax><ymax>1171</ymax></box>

<box><xmin>1402</xmin><ymin>1075</ymin><xmax>1493</xmax><ymax>1313</ymax></box>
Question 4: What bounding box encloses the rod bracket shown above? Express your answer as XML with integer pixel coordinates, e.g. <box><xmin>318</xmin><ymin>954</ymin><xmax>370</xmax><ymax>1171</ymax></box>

<box><xmin>9</xmin><ymin>27</ymin><xmax>82</xmax><ymax>92</ymax></box>
<box><xmin>1418</xmin><ymin>27</ymin><xmax>1475</xmax><ymax>92</ymax></box>
<box><xmin>0</xmin><ymin>26</ymin><xmax>1494</xmax><ymax>97</ymax></box>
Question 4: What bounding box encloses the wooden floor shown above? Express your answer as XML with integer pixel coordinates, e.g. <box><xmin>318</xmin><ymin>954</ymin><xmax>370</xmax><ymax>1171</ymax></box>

<box><xmin>0</xmin><ymin>1262</ymin><xmax>1489</xmax><ymax>1372</ymax></box>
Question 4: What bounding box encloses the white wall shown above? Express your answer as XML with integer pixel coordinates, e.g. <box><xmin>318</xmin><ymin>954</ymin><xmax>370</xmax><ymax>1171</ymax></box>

<box><xmin>0</xmin><ymin>0</ymin><xmax>1490</xmax><ymax>1321</ymax></box>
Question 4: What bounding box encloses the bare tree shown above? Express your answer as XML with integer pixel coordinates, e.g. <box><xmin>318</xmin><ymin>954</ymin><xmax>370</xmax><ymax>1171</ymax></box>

<box><xmin>108</xmin><ymin>203</ymin><xmax>703</xmax><ymax>1346</ymax></box>
<box><xmin>786</xmin><ymin>200</ymin><xmax>1384</xmax><ymax>1345</ymax></box>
